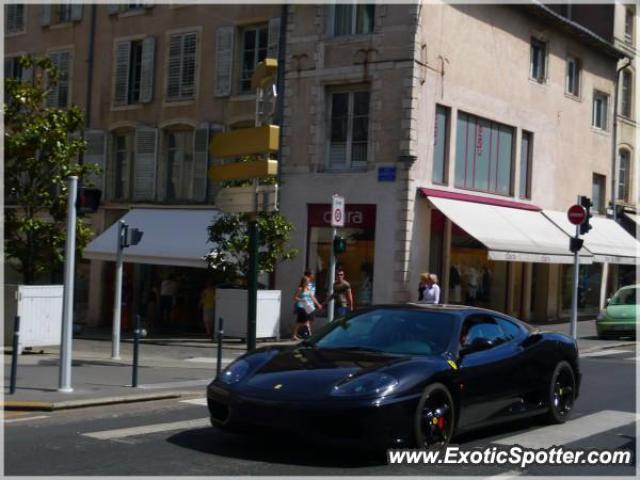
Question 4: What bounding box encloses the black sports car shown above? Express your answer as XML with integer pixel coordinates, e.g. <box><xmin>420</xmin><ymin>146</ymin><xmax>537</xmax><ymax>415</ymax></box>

<box><xmin>207</xmin><ymin>304</ymin><xmax>580</xmax><ymax>450</ymax></box>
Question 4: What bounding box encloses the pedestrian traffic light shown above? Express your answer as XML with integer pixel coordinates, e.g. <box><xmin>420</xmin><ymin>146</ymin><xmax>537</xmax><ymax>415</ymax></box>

<box><xmin>579</xmin><ymin>195</ymin><xmax>593</xmax><ymax>235</ymax></box>
<box><xmin>333</xmin><ymin>235</ymin><xmax>347</xmax><ymax>254</ymax></box>
<box><xmin>76</xmin><ymin>186</ymin><xmax>101</xmax><ymax>216</ymax></box>
<box><xmin>569</xmin><ymin>237</ymin><xmax>584</xmax><ymax>253</ymax></box>
<box><xmin>124</xmin><ymin>227</ymin><xmax>144</xmax><ymax>247</ymax></box>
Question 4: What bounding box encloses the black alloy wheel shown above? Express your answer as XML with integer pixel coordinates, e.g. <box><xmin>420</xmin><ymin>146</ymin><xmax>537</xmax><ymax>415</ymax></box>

<box><xmin>544</xmin><ymin>360</ymin><xmax>576</xmax><ymax>424</ymax></box>
<box><xmin>414</xmin><ymin>383</ymin><xmax>455</xmax><ymax>450</ymax></box>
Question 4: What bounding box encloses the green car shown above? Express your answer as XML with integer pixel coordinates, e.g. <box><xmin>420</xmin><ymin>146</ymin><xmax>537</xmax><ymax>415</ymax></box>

<box><xmin>596</xmin><ymin>284</ymin><xmax>638</xmax><ymax>339</ymax></box>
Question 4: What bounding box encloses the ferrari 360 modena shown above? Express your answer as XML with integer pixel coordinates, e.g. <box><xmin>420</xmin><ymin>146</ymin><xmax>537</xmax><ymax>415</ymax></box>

<box><xmin>207</xmin><ymin>304</ymin><xmax>580</xmax><ymax>450</ymax></box>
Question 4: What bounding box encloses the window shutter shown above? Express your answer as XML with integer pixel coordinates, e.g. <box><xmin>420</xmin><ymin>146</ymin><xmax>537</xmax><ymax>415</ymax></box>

<box><xmin>192</xmin><ymin>123</ymin><xmax>210</xmax><ymax>202</ymax></box>
<box><xmin>207</xmin><ymin>123</ymin><xmax>225</xmax><ymax>202</ymax></box>
<box><xmin>84</xmin><ymin>129</ymin><xmax>107</xmax><ymax>192</ymax></box>
<box><xmin>139</xmin><ymin>36</ymin><xmax>156</xmax><ymax>103</ymax></box>
<box><xmin>106</xmin><ymin>135</ymin><xmax>117</xmax><ymax>201</ymax></box>
<box><xmin>166</xmin><ymin>34</ymin><xmax>182</xmax><ymax>100</ymax></box>
<box><xmin>106</xmin><ymin>5</ymin><xmax>120</xmax><ymax>15</ymax></box>
<box><xmin>22</xmin><ymin>63</ymin><xmax>33</xmax><ymax>83</ymax></box>
<box><xmin>181</xmin><ymin>32</ymin><xmax>197</xmax><ymax>98</ymax></box>
<box><xmin>133</xmin><ymin>127</ymin><xmax>158</xmax><ymax>201</ymax></box>
<box><xmin>5</xmin><ymin>58</ymin><xmax>14</xmax><ymax>79</ymax></box>
<box><xmin>215</xmin><ymin>26</ymin><xmax>234</xmax><ymax>97</ymax></box>
<box><xmin>268</xmin><ymin>17</ymin><xmax>281</xmax><ymax>59</ymax></box>
<box><xmin>71</xmin><ymin>4</ymin><xmax>82</xmax><ymax>21</ymax></box>
<box><xmin>58</xmin><ymin>51</ymin><xmax>71</xmax><ymax>107</ymax></box>
<box><xmin>113</xmin><ymin>41</ymin><xmax>130</xmax><ymax>106</ymax></box>
<box><xmin>41</xmin><ymin>5</ymin><xmax>52</xmax><ymax>26</ymax></box>
<box><xmin>46</xmin><ymin>52</ymin><xmax>60</xmax><ymax>108</ymax></box>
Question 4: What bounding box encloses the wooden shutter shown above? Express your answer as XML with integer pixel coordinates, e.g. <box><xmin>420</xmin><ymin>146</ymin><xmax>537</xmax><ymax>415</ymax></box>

<box><xmin>192</xmin><ymin>123</ymin><xmax>210</xmax><ymax>202</ymax></box>
<box><xmin>46</xmin><ymin>52</ymin><xmax>60</xmax><ymax>107</ymax></box>
<box><xmin>113</xmin><ymin>41</ymin><xmax>130</xmax><ymax>106</ymax></box>
<box><xmin>58</xmin><ymin>51</ymin><xmax>71</xmax><ymax>107</ymax></box>
<box><xmin>166</xmin><ymin>34</ymin><xmax>182</xmax><ymax>100</ymax></box>
<box><xmin>139</xmin><ymin>36</ymin><xmax>156</xmax><ymax>103</ymax></box>
<box><xmin>181</xmin><ymin>32</ymin><xmax>197</xmax><ymax>98</ymax></box>
<box><xmin>106</xmin><ymin>5</ymin><xmax>120</xmax><ymax>15</ymax></box>
<box><xmin>133</xmin><ymin>127</ymin><xmax>158</xmax><ymax>201</ymax></box>
<box><xmin>84</xmin><ymin>130</ymin><xmax>107</xmax><ymax>191</ymax></box>
<box><xmin>71</xmin><ymin>4</ymin><xmax>82</xmax><ymax>21</ymax></box>
<box><xmin>215</xmin><ymin>26</ymin><xmax>234</xmax><ymax>97</ymax></box>
<box><xmin>268</xmin><ymin>17</ymin><xmax>281</xmax><ymax>59</ymax></box>
<box><xmin>207</xmin><ymin>123</ymin><xmax>225</xmax><ymax>202</ymax></box>
<box><xmin>41</xmin><ymin>5</ymin><xmax>52</xmax><ymax>26</ymax></box>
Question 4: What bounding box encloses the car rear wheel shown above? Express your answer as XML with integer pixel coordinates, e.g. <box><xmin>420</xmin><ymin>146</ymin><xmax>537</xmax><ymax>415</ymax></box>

<box><xmin>414</xmin><ymin>383</ymin><xmax>455</xmax><ymax>450</ymax></box>
<box><xmin>543</xmin><ymin>360</ymin><xmax>575</xmax><ymax>424</ymax></box>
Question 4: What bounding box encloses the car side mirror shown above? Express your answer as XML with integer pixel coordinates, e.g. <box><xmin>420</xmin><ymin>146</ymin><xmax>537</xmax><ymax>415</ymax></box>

<box><xmin>460</xmin><ymin>337</ymin><xmax>493</xmax><ymax>356</ymax></box>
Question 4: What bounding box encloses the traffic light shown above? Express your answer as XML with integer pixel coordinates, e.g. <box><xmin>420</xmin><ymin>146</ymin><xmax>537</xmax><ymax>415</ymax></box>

<box><xmin>569</xmin><ymin>237</ymin><xmax>584</xmax><ymax>253</ymax></box>
<box><xmin>76</xmin><ymin>186</ymin><xmax>101</xmax><ymax>216</ymax></box>
<box><xmin>333</xmin><ymin>235</ymin><xmax>347</xmax><ymax>254</ymax></box>
<box><xmin>124</xmin><ymin>227</ymin><xmax>144</xmax><ymax>247</ymax></box>
<box><xmin>579</xmin><ymin>195</ymin><xmax>593</xmax><ymax>235</ymax></box>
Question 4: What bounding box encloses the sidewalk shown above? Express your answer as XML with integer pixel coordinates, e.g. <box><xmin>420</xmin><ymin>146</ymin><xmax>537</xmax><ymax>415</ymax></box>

<box><xmin>3</xmin><ymin>320</ymin><xmax>634</xmax><ymax>412</ymax></box>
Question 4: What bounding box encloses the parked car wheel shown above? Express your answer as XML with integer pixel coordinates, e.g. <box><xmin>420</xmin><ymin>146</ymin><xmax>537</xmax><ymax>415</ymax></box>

<box><xmin>414</xmin><ymin>383</ymin><xmax>455</xmax><ymax>450</ymax></box>
<box><xmin>543</xmin><ymin>361</ymin><xmax>575</xmax><ymax>424</ymax></box>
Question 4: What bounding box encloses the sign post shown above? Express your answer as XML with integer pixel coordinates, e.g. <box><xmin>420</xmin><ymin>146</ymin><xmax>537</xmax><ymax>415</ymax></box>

<box><xmin>567</xmin><ymin>198</ymin><xmax>587</xmax><ymax>340</ymax></box>
<box><xmin>327</xmin><ymin>194</ymin><xmax>345</xmax><ymax>323</ymax></box>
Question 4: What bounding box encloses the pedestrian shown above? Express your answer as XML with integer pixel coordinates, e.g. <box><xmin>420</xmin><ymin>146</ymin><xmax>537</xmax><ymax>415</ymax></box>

<box><xmin>159</xmin><ymin>274</ymin><xmax>178</xmax><ymax>328</ymax></box>
<box><xmin>419</xmin><ymin>273</ymin><xmax>441</xmax><ymax>304</ymax></box>
<box><xmin>292</xmin><ymin>275</ymin><xmax>323</xmax><ymax>340</ymax></box>
<box><xmin>329</xmin><ymin>268</ymin><xmax>354</xmax><ymax>318</ymax></box>
<box><xmin>304</xmin><ymin>269</ymin><xmax>316</xmax><ymax>296</ymax></box>
<box><xmin>199</xmin><ymin>279</ymin><xmax>216</xmax><ymax>337</ymax></box>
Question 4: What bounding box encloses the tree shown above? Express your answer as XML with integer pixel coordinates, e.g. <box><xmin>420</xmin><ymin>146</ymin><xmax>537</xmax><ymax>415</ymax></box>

<box><xmin>4</xmin><ymin>56</ymin><xmax>99</xmax><ymax>284</ymax></box>
<box><xmin>205</xmin><ymin>211</ymin><xmax>298</xmax><ymax>286</ymax></box>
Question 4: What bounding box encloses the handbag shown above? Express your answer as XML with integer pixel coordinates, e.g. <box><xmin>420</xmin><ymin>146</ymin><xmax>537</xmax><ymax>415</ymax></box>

<box><xmin>303</xmin><ymin>302</ymin><xmax>316</xmax><ymax>315</ymax></box>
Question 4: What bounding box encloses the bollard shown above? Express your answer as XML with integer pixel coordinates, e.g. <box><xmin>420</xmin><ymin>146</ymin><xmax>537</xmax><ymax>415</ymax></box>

<box><xmin>132</xmin><ymin>314</ymin><xmax>141</xmax><ymax>388</ymax></box>
<box><xmin>10</xmin><ymin>315</ymin><xmax>20</xmax><ymax>394</ymax></box>
<box><xmin>216</xmin><ymin>317</ymin><xmax>224</xmax><ymax>377</ymax></box>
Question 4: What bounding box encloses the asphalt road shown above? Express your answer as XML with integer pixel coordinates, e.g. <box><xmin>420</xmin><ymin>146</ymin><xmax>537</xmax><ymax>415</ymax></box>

<box><xmin>4</xmin><ymin>346</ymin><xmax>637</xmax><ymax>477</ymax></box>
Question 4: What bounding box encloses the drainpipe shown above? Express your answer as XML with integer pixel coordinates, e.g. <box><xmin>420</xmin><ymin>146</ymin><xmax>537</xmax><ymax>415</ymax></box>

<box><xmin>611</xmin><ymin>57</ymin><xmax>631</xmax><ymax>222</ymax></box>
<box><xmin>275</xmin><ymin>4</ymin><xmax>287</xmax><ymax>188</ymax></box>
<box><xmin>79</xmin><ymin>4</ymin><xmax>97</xmax><ymax>164</ymax></box>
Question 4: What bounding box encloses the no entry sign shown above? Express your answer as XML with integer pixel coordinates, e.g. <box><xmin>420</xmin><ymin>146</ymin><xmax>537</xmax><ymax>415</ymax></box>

<box><xmin>331</xmin><ymin>194</ymin><xmax>345</xmax><ymax>227</ymax></box>
<box><xmin>567</xmin><ymin>204</ymin><xmax>587</xmax><ymax>225</ymax></box>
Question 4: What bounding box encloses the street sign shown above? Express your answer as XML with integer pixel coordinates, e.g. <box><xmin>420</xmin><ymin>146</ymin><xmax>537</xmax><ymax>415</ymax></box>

<box><xmin>215</xmin><ymin>185</ymin><xmax>278</xmax><ymax>214</ymax></box>
<box><xmin>331</xmin><ymin>194</ymin><xmax>345</xmax><ymax>227</ymax></box>
<box><xmin>567</xmin><ymin>204</ymin><xmax>587</xmax><ymax>225</ymax></box>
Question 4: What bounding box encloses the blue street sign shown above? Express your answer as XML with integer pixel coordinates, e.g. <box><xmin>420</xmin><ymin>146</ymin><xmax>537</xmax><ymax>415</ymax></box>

<box><xmin>378</xmin><ymin>166</ymin><xmax>396</xmax><ymax>182</ymax></box>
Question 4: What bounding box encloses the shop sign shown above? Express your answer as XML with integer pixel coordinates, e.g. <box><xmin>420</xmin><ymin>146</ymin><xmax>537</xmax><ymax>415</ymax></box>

<box><xmin>378</xmin><ymin>166</ymin><xmax>396</xmax><ymax>182</ymax></box>
<box><xmin>308</xmin><ymin>204</ymin><xmax>377</xmax><ymax>229</ymax></box>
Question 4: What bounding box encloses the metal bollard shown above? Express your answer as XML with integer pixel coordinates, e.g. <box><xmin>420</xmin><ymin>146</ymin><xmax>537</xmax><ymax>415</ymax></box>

<box><xmin>132</xmin><ymin>314</ymin><xmax>141</xmax><ymax>388</ymax></box>
<box><xmin>10</xmin><ymin>315</ymin><xmax>20</xmax><ymax>394</ymax></box>
<box><xmin>216</xmin><ymin>317</ymin><xmax>224</xmax><ymax>377</ymax></box>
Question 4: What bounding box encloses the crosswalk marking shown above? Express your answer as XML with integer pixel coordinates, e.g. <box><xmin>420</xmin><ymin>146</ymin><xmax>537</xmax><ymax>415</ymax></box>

<box><xmin>83</xmin><ymin>418</ymin><xmax>210</xmax><ymax>440</ymax></box>
<box><xmin>580</xmin><ymin>349</ymin><xmax>630</xmax><ymax>358</ymax></box>
<box><xmin>184</xmin><ymin>357</ymin><xmax>235</xmax><ymax>364</ymax></box>
<box><xmin>136</xmin><ymin>379</ymin><xmax>211</xmax><ymax>389</ymax></box>
<box><xmin>494</xmin><ymin>410</ymin><xmax>638</xmax><ymax>448</ymax></box>
<box><xmin>180</xmin><ymin>398</ymin><xmax>207</xmax><ymax>406</ymax></box>
<box><xmin>4</xmin><ymin>415</ymin><xmax>48</xmax><ymax>424</ymax></box>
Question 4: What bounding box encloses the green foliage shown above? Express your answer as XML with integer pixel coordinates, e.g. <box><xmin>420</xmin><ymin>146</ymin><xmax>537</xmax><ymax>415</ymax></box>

<box><xmin>4</xmin><ymin>56</ymin><xmax>99</xmax><ymax>284</ymax></box>
<box><xmin>205</xmin><ymin>211</ymin><xmax>298</xmax><ymax>286</ymax></box>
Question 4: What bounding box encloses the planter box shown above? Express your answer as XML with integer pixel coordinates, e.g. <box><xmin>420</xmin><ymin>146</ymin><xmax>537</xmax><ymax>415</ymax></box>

<box><xmin>215</xmin><ymin>289</ymin><xmax>281</xmax><ymax>340</ymax></box>
<box><xmin>4</xmin><ymin>285</ymin><xmax>63</xmax><ymax>353</ymax></box>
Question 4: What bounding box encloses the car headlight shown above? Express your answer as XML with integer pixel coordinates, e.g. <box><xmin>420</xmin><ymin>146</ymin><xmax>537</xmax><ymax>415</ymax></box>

<box><xmin>331</xmin><ymin>372</ymin><xmax>398</xmax><ymax>398</ymax></box>
<box><xmin>218</xmin><ymin>359</ymin><xmax>250</xmax><ymax>385</ymax></box>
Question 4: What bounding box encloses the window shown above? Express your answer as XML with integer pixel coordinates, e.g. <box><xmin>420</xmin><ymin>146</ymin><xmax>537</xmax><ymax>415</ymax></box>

<box><xmin>565</xmin><ymin>56</ymin><xmax>580</xmax><ymax>97</ymax></box>
<box><xmin>328</xmin><ymin>89</ymin><xmax>370</xmax><ymax>169</ymax></box>
<box><xmin>4</xmin><ymin>56</ymin><xmax>23</xmax><ymax>81</ymax></box>
<box><xmin>166</xmin><ymin>31</ymin><xmax>198</xmax><ymax>101</ymax></box>
<box><xmin>621</xmin><ymin>70</ymin><xmax>632</xmax><ymax>118</ymax></box>
<box><xmin>333</xmin><ymin>4</ymin><xmax>374</xmax><ymax>36</ymax></box>
<box><xmin>454</xmin><ymin>111</ymin><xmax>514</xmax><ymax>196</ymax></box>
<box><xmin>114</xmin><ymin>37</ymin><xmax>155</xmax><ymax>106</ymax></box>
<box><xmin>240</xmin><ymin>25</ymin><xmax>268</xmax><ymax>93</ymax></box>
<box><xmin>5</xmin><ymin>4</ymin><xmax>25</xmax><ymax>34</ymax></box>
<box><xmin>592</xmin><ymin>173</ymin><xmax>606</xmax><ymax>214</ymax></box>
<box><xmin>110</xmin><ymin>131</ymin><xmax>134</xmax><ymax>201</ymax></box>
<box><xmin>592</xmin><ymin>91</ymin><xmax>609</xmax><ymax>130</ymax></box>
<box><xmin>54</xmin><ymin>4</ymin><xmax>72</xmax><ymax>23</ymax></box>
<box><xmin>530</xmin><ymin>38</ymin><xmax>547</xmax><ymax>83</ymax></box>
<box><xmin>625</xmin><ymin>7</ymin><xmax>634</xmax><ymax>44</ymax></box>
<box><xmin>164</xmin><ymin>129</ymin><xmax>194</xmax><ymax>201</ymax></box>
<box><xmin>618</xmin><ymin>149</ymin><xmax>630</xmax><ymax>202</ymax></box>
<box><xmin>519</xmin><ymin>130</ymin><xmax>533</xmax><ymax>199</ymax></box>
<box><xmin>432</xmin><ymin>105</ymin><xmax>450</xmax><ymax>184</ymax></box>
<box><xmin>46</xmin><ymin>50</ymin><xmax>71</xmax><ymax>108</ymax></box>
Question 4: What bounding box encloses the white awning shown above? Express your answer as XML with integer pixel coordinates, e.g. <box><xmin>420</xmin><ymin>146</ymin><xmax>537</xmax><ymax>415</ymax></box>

<box><xmin>428</xmin><ymin>197</ymin><xmax>592</xmax><ymax>264</ymax></box>
<box><xmin>83</xmin><ymin>208</ymin><xmax>221</xmax><ymax>268</ymax></box>
<box><xmin>544</xmin><ymin>210</ymin><xmax>640</xmax><ymax>265</ymax></box>
<box><xmin>624</xmin><ymin>212</ymin><xmax>640</xmax><ymax>226</ymax></box>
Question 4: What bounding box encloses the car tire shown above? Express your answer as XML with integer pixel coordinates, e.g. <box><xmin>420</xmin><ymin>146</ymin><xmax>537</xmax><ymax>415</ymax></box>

<box><xmin>543</xmin><ymin>360</ymin><xmax>576</xmax><ymax>424</ymax></box>
<box><xmin>414</xmin><ymin>383</ymin><xmax>455</xmax><ymax>450</ymax></box>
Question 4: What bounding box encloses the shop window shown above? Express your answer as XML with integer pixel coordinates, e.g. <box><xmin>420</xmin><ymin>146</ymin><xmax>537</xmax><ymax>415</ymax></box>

<box><xmin>592</xmin><ymin>91</ymin><xmax>609</xmax><ymax>130</ymax></box>
<box><xmin>592</xmin><ymin>173</ymin><xmax>606</xmax><ymax>214</ymax></box>
<box><xmin>328</xmin><ymin>88</ymin><xmax>370</xmax><ymax>169</ymax></box>
<box><xmin>240</xmin><ymin>24</ymin><xmax>268</xmax><ymax>93</ymax></box>
<box><xmin>307</xmin><ymin>204</ymin><xmax>376</xmax><ymax>310</ymax></box>
<box><xmin>618</xmin><ymin>149</ymin><xmax>630</xmax><ymax>202</ymax></box>
<box><xmin>429</xmin><ymin>209</ymin><xmax>445</xmax><ymax>284</ymax></box>
<box><xmin>561</xmin><ymin>263</ymin><xmax>601</xmax><ymax>314</ymax></box>
<box><xmin>332</xmin><ymin>4</ymin><xmax>374</xmax><ymax>37</ymax></box>
<box><xmin>530</xmin><ymin>38</ymin><xmax>547</xmax><ymax>83</ymax></box>
<box><xmin>454</xmin><ymin>111</ymin><xmax>514</xmax><ymax>196</ymax></box>
<box><xmin>565</xmin><ymin>56</ymin><xmax>580</xmax><ymax>97</ymax></box>
<box><xmin>432</xmin><ymin>105</ymin><xmax>450</xmax><ymax>185</ymax></box>
<box><xmin>519</xmin><ymin>130</ymin><xmax>533</xmax><ymax>199</ymax></box>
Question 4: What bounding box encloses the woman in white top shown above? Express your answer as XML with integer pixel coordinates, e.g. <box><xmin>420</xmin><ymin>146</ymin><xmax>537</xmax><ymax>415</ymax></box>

<box><xmin>421</xmin><ymin>273</ymin><xmax>441</xmax><ymax>304</ymax></box>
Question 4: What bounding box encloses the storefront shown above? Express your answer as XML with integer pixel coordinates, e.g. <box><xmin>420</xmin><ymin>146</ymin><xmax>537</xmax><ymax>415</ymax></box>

<box><xmin>306</xmin><ymin>204</ymin><xmax>376</xmax><ymax>309</ymax></box>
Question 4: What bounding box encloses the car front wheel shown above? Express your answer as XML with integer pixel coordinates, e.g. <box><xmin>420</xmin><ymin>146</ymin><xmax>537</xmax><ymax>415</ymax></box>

<box><xmin>543</xmin><ymin>360</ymin><xmax>576</xmax><ymax>424</ymax></box>
<box><xmin>414</xmin><ymin>383</ymin><xmax>455</xmax><ymax>450</ymax></box>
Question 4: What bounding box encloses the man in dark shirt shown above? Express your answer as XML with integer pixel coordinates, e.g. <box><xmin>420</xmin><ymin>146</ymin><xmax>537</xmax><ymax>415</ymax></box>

<box><xmin>331</xmin><ymin>268</ymin><xmax>353</xmax><ymax>318</ymax></box>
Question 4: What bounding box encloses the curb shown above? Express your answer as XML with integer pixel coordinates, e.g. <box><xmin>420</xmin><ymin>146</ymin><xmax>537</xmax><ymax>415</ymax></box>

<box><xmin>2</xmin><ymin>392</ymin><xmax>184</xmax><ymax>412</ymax></box>
<box><xmin>580</xmin><ymin>342</ymin><xmax>636</xmax><ymax>354</ymax></box>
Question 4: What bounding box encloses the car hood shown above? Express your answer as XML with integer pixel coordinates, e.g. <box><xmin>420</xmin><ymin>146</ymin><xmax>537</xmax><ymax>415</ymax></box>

<box><xmin>604</xmin><ymin>304</ymin><xmax>638</xmax><ymax>321</ymax></box>
<box><xmin>241</xmin><ymin>347</ymin><xmax>414</xmax><ymax>399</ymax></box>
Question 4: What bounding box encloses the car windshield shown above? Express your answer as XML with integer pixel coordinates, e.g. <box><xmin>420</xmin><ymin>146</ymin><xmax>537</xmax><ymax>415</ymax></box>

<box><xmin>309</xmin><ymin>308</ymin><xmax>456</xmax><ymax>356</ymax></box>
<box><xmin>610</xmin><ymin>287</ymin><xmax>638</xmax><ymax>306</ymax></box>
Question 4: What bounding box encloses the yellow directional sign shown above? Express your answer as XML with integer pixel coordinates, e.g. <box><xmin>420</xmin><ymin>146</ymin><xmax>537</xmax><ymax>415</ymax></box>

<box><xmin>251</xmin><ymin>58</ymin><xmax>278</xmax><ymax>90</ymax></box>
<box><xmin>210</xmin><ymin>125</ymin><xmax>279</xmax><ymax>159</ymax></box>
<box><xmin>209</xmin><ymin>159</ymin><xmax>278</xmax><ymax>182</ymax></box>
